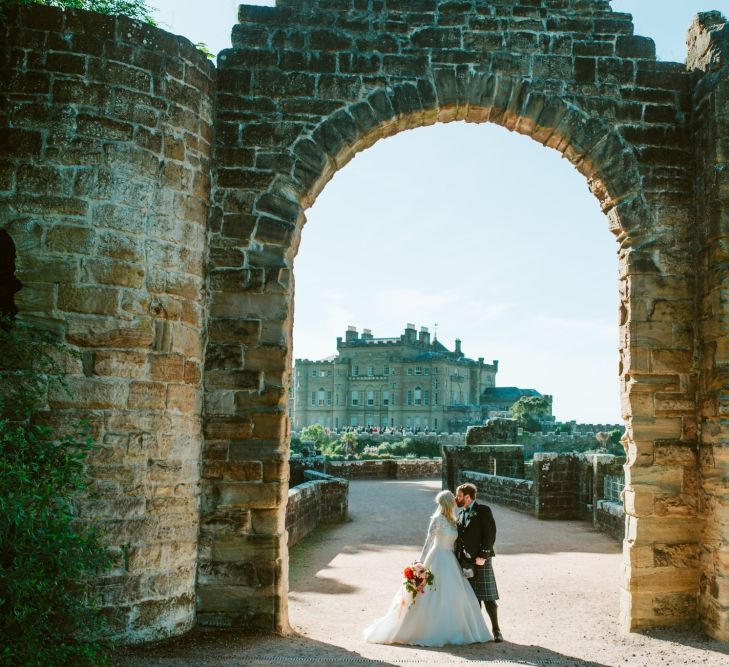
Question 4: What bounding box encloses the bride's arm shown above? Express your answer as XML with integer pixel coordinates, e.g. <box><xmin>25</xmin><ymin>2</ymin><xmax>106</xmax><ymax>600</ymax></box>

<box><xmin>419</xmin><ymin>517</ymin><xmax>438</xmax><ymax>562</ymax></box>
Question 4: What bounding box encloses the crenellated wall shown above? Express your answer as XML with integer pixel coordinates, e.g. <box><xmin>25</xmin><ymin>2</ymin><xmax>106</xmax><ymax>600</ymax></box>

<box><xmin>2</xmin><ymin>0</ymin><xmax>729</xmax><ymax>644</ymax></box>
<box><xmin>0</xmin><ymin>5</ymin><xmax>214</xmax><ymax>642</ymax></box>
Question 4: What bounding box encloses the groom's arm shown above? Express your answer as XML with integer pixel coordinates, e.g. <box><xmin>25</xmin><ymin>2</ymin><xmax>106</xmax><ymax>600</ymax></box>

<box><xmin>477</xmin><ymin>505</ymin><xmax>496</xmax><ymax>557</ymax></box>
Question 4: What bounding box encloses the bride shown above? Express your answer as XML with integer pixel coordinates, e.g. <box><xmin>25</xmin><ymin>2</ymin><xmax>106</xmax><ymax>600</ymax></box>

<box><xmin>363</xmin><ymin>490</ymin><xmax>493</xmax><ymax>646</ymax></box>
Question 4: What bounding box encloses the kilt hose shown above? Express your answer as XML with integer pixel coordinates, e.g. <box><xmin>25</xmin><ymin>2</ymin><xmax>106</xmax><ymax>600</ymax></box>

<box><xmin>468</xmin><ymin>558</ymin><xmax>499</xmax><ymax>603</ymax></box>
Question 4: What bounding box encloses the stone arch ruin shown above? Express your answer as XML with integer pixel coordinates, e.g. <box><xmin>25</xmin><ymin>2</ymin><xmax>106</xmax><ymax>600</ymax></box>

<box><xmin>1</xmin><ymin>0</ymin><xmax>728</xmax><ymax>643</ymax></box>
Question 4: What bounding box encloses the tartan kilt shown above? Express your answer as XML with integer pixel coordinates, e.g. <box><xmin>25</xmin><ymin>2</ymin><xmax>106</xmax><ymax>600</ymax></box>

<box><xmin>468</xmin><ymin>558</ymin><xmax>499</xmax><ymax>602</ymax></box>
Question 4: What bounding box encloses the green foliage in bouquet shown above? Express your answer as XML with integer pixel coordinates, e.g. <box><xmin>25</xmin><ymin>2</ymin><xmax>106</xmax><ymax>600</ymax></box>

<box><xmin>0</xmin><ymin>318</ymin><xmax>113</xmax><ymax>666</ymax></box>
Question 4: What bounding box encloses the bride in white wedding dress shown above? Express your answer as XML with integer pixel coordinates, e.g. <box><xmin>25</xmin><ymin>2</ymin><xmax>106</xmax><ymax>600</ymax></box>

<box><xmin>363</xmin><ymin>490</ymin><xmax>493</xmax><ymax>646</ymax></box>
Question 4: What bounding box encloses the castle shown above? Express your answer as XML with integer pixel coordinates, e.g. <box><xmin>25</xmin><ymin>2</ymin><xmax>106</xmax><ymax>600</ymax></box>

<box><xmin>291</xmin><ymin>323</ymin><xmax>551</xmax><ymax>432</ymax></box>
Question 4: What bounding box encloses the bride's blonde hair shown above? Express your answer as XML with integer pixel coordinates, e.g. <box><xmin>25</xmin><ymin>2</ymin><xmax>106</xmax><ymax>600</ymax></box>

<box><xmin>432</xmin><ymin>490</ymin><xmax>457</xmax><ymax>525</ymax></box>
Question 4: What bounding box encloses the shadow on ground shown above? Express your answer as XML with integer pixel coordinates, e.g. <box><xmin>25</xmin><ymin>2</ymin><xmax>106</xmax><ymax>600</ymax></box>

<box><xmin>116</xmin><ymin>627</ymin><xmax>615</xmax><ymax>666</ymax></box>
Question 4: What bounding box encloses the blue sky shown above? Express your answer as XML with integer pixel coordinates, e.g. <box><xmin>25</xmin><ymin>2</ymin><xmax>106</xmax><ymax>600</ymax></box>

<box><xmin>150</xmin><ymin>1</ymin><xmax>729</xmax><ymax>423</ymax></box>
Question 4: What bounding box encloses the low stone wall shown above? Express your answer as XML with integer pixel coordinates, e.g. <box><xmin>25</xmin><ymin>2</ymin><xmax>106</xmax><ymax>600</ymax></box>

<box><xmin>324</xmin><ymin>458</ymin><xmax>441</xmax><ymax>480</ymax></box>
<box><xmin>286</xmin><ymin>471</ymin><xmax>348</xmax><ymax>548</ymax></box>
<box><xmin>453</xmin><ymin>452</ymin><xmax>626</xmax><ymax>542</ymax></box>
<box><xmin>596</xmin><ymin>500</ymin><xmax>625</xmax><ymax>542</ymax></box>
<box><xmin>461</xmin><ymin>470</ymin><xmax>534</xmax><ymax>514</ymax></box>
<box><xmin>442</xmin><ymin>444</ymin><xmax>525</xmax><ymax>491</ymax></box>
<box><xmin>289</xmin><ymin>455</ymin><xmax>326</xmax><ymax>486</ymax></box>
<box><xmin>292</xmin><ymin>431</ymin><xmax>465</xmax><ymax>447</ymax></box>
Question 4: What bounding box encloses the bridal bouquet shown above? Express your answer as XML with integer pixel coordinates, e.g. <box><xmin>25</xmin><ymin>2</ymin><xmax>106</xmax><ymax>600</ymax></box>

<box><xmin>402</xmin><ymin>562</ymin><xmax>434</xmax><ymax>606</ymax></box>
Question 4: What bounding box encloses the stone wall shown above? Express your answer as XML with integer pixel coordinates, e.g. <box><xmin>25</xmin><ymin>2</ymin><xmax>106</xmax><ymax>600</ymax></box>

<box><xmin>690</xmin><ymin>12</ymin><xmax>729</xmax><ymax>640</ymax></box>
<box><xmin>442</xmin><ymin>444</ymin><xmax>525</xmax><ymax>491</ymax></box>
<box><xmin>286</xmin><ymin>470</ymin><xmax>348</xmax><ymax>548</ymax></box>
<box><xmin>461</xmin><ymin>470</ymin><xmax>534</xmax><ymax>514</ymax></box>
<box><xmin>596</xmin><ymin>500</ymin><xmax>625</xmax><ymax>542</ymax></box>
<box><xmin>289</xmin><ymin>454</ymin><xmax>327</xmax><ymax>485</ymax></box>
<box><xmin>0</xmin><ymin>5</ymin><xmax>214</xmax><ymax>643</ymax></box>
<box><xmin>325</xmin><ymin>458</ymin><xmax>441</xmax><ymax>480</ymax></box>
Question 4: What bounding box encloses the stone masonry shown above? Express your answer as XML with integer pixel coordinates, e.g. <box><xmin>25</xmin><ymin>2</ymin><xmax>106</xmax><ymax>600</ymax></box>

<box><xmin>0</xmin><ymin>5</ymin><xmax>214</xmax><ymax>642</ymax></box>
<box><xmin>1</xmin><ymin>0</ymin><xmax>728</xmax><ymax>643</ymax></box>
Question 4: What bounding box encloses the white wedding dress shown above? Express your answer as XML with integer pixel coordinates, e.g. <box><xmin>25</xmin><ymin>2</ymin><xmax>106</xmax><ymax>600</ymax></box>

<box><xmin>363</xmin><ymin>514</ymin><xmax>493</xmax><ymax>646</ymax></box>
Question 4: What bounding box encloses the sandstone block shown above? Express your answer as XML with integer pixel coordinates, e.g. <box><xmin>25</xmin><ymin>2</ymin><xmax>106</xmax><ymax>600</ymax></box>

<box><xmin>58</xmin><ymin>284</ymin><xmax>119</xmax><ymax>315</ymax></box>
<box><xmin>48</xmin><ymin>376</ymin><xmax>128</xmax><ymax>409</ymax></box>
<box><xmin>128</xmin><ymin>381</ymin><xmax>166</xmax><ymax>410</ymax></box>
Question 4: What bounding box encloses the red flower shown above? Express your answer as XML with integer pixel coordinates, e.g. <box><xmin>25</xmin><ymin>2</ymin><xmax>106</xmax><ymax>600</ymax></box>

<box><xmin>404</xmin><ymin>567</ymin><xmax>414</xmax><ymax>579</ymax></box>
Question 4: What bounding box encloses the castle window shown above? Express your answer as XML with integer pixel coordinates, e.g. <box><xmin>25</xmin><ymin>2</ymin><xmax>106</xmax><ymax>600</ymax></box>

<box><xmin>327</xmin><ymin>369</ymin><xmax>332</xmax><ymax>377</ymax></box>
<box><xmin>407</xmin><ymin>368</ymin><xmax>413</xmax><ymax>376</ymax></box>
<box><xmin>415</xmin><ymin>366</ymin><xmax>422</xmax><ymax>375</ymax></box>
<box><xmin>414</xmin><ymin>387</ymin><xmax>422</xmax><ymax>405</ymax></box>
<box><xmin>327</xmin><ymin>391</ymin><xmax>332</xmax><ymax>406</ymax></box>
<box><xmin>424</xmin><ymin>390</ymin><xmax>430</xmax><ymax>405</ymax></box>
<box><xmin>312</xmin><ymin>370</ymin><xmax>317</xmax><ymax>378</ymax></box>
<box><xmin>367</xmin><ymin>390</ymin><xmax>374</xmax><ymax>406</ymax></box>
<box><xmin>434</xmin><ymin>392</ymin><xmax>438</xmax><ymax>405</ymax></box>
<box><xmin>351</xmin><ymin>390</ymin><xmax>359</xmax><ymax>406</ymax></box>
<box><xmin>311</xmin><ymin>392</ymin><xmax>316</xmax><ymax>406</ymax></box>
<box><xmin>318</xmin><ymin>388</ymin><xmax>325</xmax><ymax>405</ymax></box>
<box><xmin>383</xmin><ymin>365</ymin><xmax>390</xmax><ymax>375</ymax></box>
<box><xmin>352</xmin><ymin>365</ymin><xmax>359</xmax><ymax>376</ymax></box>
<box><xmin>407</xmin><ymin>390</ymin><xmax>413</xmax><ymax>405</ymax></box>
<box><xmin>382</xmin><ymin>390</ymin><xmax>390</xmax><ymax>406</ymax></box>
<box><xmin>367</xmin><ymin>366</ymin><xmax>374</xmax><ymax>376</ymax></box>
<box><xmin>424</xmin><ymin>368</ymin><xmax>430</xmax><ymax>376</ymax></box>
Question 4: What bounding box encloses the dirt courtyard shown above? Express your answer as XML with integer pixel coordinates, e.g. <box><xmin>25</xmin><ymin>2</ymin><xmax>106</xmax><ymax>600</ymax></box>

<box><xmin>119</xmin><ymin>479</ymin><xmax>727</xmax><ymax>666</ymax></box>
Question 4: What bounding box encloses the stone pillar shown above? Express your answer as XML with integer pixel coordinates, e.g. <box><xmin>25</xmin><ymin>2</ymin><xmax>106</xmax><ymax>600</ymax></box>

<box><xmin>533</xmin><ymin>453</ymin><xmax>580</xmax><ymax>520</ymax></box>
<box><xmin>689</xmin><ymin>11</ymin><xmax>729</xmax><ymax>641</ymax></box>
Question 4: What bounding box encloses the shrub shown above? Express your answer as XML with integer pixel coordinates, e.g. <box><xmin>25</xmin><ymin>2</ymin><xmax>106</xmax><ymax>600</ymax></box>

<box><xmin>0</xmin><ymin>319</ymin><xmax>112</xmax><ymax>666</ymax></box>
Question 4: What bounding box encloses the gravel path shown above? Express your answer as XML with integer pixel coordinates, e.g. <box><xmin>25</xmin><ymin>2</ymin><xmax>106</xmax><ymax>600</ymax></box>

<box><xmin>118</xmin><ymin>479</ymin><xmax>727</xmax><ymax>666</ymax></box>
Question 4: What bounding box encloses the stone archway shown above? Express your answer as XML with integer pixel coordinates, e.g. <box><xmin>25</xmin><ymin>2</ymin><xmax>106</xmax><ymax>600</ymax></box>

<box><xmin>2</xmin><ymin>0</ymin><xmax>727</xmax><ymax>645</ymax></box>
<box><xmin>202</xmin><ymin>0</ymin><xmax>704</xmax><ymax>637</ymax></box>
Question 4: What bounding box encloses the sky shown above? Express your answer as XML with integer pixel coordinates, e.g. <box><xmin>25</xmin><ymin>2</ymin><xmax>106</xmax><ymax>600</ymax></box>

<box><xmin>148</xmin><ymin>1</ymin><xmax>729</xmax><ymax>424</ymax></box>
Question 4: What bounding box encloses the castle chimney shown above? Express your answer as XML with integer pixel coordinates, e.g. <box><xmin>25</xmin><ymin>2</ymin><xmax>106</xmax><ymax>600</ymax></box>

<box><xmin>362</xmin><ymin>328</ymin><xmax>373</xmax><ymax>340</ymax></box>
<box><xmin>404</xmin><ymin>323</ymin><xmax>417</xmax><ymax>343</ymax></box>
<box><xmin>345</xmin><ymin>325</ymin><xmax>359</xmax><ymax>342</ymax></box>
<box><xmin>419</xmin><ymin>326</ymin><xmax>430</xmax><ymax>345</ymax></box>
<box><xmin>455</xmin><ymin>338</ymin><xmax>462</xmax><ymax>355</ymax></box>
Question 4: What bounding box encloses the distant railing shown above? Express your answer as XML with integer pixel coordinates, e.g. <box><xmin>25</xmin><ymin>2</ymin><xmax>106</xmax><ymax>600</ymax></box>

<box><xmin>603</xmin><ymin>474</ymin><xmax>625</xmax><ymax>503</ymax></box>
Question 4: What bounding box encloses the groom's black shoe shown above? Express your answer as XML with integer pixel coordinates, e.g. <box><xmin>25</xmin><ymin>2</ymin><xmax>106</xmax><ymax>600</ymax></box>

<box><xmin>493</xmin><ymin>630</ymin><xmax>503</xmax><ymax>643</ymax></box>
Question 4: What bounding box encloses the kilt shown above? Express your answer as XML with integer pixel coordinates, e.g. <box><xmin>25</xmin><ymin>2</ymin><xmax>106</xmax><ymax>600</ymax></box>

<box><xmin>468</xmin><ymin>558</ymin><xmax>499</xmax><ymax>603</ymax></box>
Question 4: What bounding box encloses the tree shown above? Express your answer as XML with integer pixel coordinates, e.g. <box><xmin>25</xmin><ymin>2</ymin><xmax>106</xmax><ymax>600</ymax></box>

<box><xmin>338</xmin><ymin>431</ymin><xmax>357</xmax><ymax>457</ymax></box>
<box><xmin>511</xmin><ymin>395</ymin><xmax>551</xmax><ymax>433</ymax></box>
<box><xmin>4</xmin><ymin>0</ymin><xmax>156</xmax><ymax>23</ymax></box>
<box><xmin>300</xmin><ymin>423</ymin><xmax>331</xmax><ymax>450</ymax></box>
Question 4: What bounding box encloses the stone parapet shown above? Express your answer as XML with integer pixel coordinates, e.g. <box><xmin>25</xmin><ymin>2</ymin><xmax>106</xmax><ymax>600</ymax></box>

<box><xmin>286</xmin><ymin>471</ymin><xmax>348</xmax><ymax>548</ymax></box>
<box><xmin>596</xmin><ymin>500</ymin><xmax>625</xmax><ymax>542</ymax></box>
<box><xmin>461</xmin><ymin>470</ymin><xmax>534</xmax><ymax>514</ymax></box>
<box><xmin>324</xmin><ymin>458</ymin><xmax>441</xmax><ymax>480</ymax></box>
<box><xmin>442</xmin><ymin>444</ymin><xmax>525</xmax><ymax>491</ymax></box>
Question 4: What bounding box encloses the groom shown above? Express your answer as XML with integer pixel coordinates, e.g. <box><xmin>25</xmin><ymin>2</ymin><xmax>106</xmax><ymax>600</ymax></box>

<box><xmin>455</xmin><ymin>482</ymin><xmax>503</xmax><ymax>642</ymax></box>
